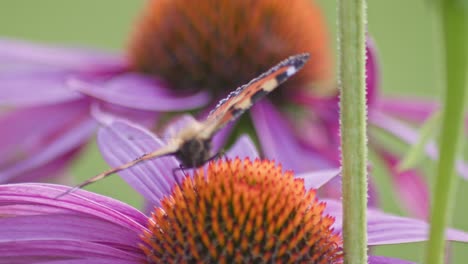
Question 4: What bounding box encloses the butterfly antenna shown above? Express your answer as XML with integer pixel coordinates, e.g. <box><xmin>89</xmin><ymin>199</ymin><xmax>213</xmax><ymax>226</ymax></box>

<box><xmin>55</xmin><ymin>151</ymin><xmax>175</xmax><ymax>199</ymax></box>
<box><xmin>54</xmin><ymin>166</ymin><xmax>125</xmax><ymax>199</ymax></box>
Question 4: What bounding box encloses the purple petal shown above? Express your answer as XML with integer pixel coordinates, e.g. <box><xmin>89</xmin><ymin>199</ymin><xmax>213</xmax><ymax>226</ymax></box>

<box><xmin>367</xmin><ymin>176</ymin><xmax>380</xmax><ymax>209</ymax></box>
<box><xmin>226</xmin><ymin>134</ymin><xmax>259</xmax><ymax>159</ymax></box>
<box><xmin>298</xmin><ymin>168</ymin><xmax>341</xmax><ymax>190</ymax></box>
<box><xmin>0</xmin><ymin>123</ymin><xmax>94</xmax><ymax>183</ymax></box>
<box><xmin>378</xmin><ymin>149</ymin><xmax>429</xmax><ymax>219</ymax></box>
<box><xmin>0</xmin><ymin>240</ymin><xmax>144</xmax><ymax>264</ymax></box>
<box><xmin>251</xmin><ymin>100</ymin><xmax>335</xmax><ymax>173</ymax></box>
<box><xmin>0</xmin><ymin>101</ymin><xmax>96</xmax><ymax>183</ymax></box>
<box><xmin>160</xmin><ymin>115</ymin><xmax>201</xmax><ymax>140</ymax></box>
<box><xmin>70</xmin><ymin>73</ymin><xmax>210</xmax><ymax>111</ymax></box>
<box><xmin>369</xmin><ymin>256</ymin><xmax>416</xmax><ymax>264</ymax></box>
<box><xmin>292</xmin><ymin>95</ymin><xmax>341</xmax><ymax>160</ymax></box>
<box><xmin>0</xmin><ymin>100</ymin><xmax>86</xmax><ymax>158</ymax></box>
<box><xmin>0</xmin><ymin>183</ymin><xmax>148</xmax><ymax>262</ymax></box>
<box><xmin>93</xmin><ymin>102</ymin><xmax>159</xmax><ymax>128</ymax></box>
<box><xmin>211</xmin><ymin>121</ymin><xmax>236</xmax><ymax>153</ymax></box>
<box><xmin>0</xmin><ymin>38</ymin><xmax>125</xmax><ymax>70</ymax></box>
<box><xmin>377</xmin><ymin>97</ymin><xmax>438</xmax><ymax>122</ymax></box>
<box><xmin>97</xmin><ymin>120</ymin><xmax>179</xmax><ymax>207</ymax></box>
<box><xmin>324</xmin><ymin>199</ymin><xmax>468</xmax><ymax>245</ymax></box>
<box><xmin>366</xmin><ymin>37</ymin><xmax>380</xmax><ymax>107</ymax></box>
<box><xmin>9</xmin><ymin>147</ymin><xmax>82</xmax><ymax>183</ymax></box>
<box><xmin>0</xmin><ymin>183</ymin><xmax>147</xmax><ymax>230</ymax></box>
<box><xmin>0</xmin><ymin>215</ymin><xmax>141</xmax><ymax>249</ymax></box>
<box><xmin>370</xmin><ymin>111</ymin><xmax>468</xmax><ymax>179</ymax></box>
<box><xmin>0</xmin><ymin>71</ymin><xmax>84</xmax><ymax>107</ymax></box>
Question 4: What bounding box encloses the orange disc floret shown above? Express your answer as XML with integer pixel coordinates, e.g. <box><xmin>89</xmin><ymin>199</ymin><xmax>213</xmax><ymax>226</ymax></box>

<box><xmin>140</xmin><ymin>158</ymin><xmax>343</xmax><ymax>263</ymax></box>
<box><xmin>128</xmin><ymin>0</ymin><xmax>332</xmax><ymax>100</ymax></box>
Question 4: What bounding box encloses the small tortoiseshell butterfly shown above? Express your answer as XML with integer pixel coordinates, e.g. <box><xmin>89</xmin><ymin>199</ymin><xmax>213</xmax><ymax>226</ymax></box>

<box><xmin>60</xmin><ymin>53</ymin><xmax>309</xmax><ymax>196</ymax></box>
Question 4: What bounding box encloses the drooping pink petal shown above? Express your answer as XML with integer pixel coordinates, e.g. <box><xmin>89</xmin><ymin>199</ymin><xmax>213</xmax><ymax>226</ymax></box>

<box><xmin>0</xmin><ymin>101</ymin><xmax>96</xmax><ymax>183</ymax></box>
<box><xmin>0</xmin><ymin>120</ymin><xmax>95</xmax><ymax>183</ymax></box>
<box><xmin>299</xmin><ymin>168</ymin><xmax>341</xmax><ymax>190</ymax></box>
<box><xmin>251</xmin><ymin>100</ymin><xmax>335</xmax><ymax>173</ymax></box>
<box><xmin>369</xmin><ymin>256</ymin><xmax>416</xmax><ymax>264</ymax></box>
<box><xmin>377</xmin><ymin>97</ymin><xmax>438</xmax><ymax>122</ymax></box>
<box><xmin>95</xmin><ymin>102</ymin><xmax>159</xmax><ymax>128</ymax></box>
<box><xmin>70</xmin><ymin>73</ymin><xmax>210</xmax><ymax>111</ymax></box>
<box><xmin>0</xmin><ymin>183</ymin><xmax>147</xmax><ymax>263</ymax></box>
<box><xmin>324</xmin><ymin>199</ymin><xmax>468</xmax><ymax>245</ymax></box>
<box><xmin>0</xmin><ymin>101</ymin><xmax>85</xmax><ymax>157</ymax></box>
<box><xmin>97</xmin><ymin>120</ymin><xmax>179</xmax><ymax>207</ymax></box>
<box><xmin>226</xmin><ymin>134</ymin><xmax>259</xmax><ymax>159</ymax></box>
<box><xmin>366</xmin><ymin>37</ymin><xmax>380</xmax><ymax>107</ymax></box>
<box><xmin>264</xmin><ymin>97</ymin><xmax>381</xmax><ymax>205</ymax></box>
<box><xmin>370</xmin><ymin>111</ymin><xmax>468</xmax><ymax>179</ymax></box>
<box><xmin>9</xmin><ymin>147</ymin><xmax>82</xmax><ymax>183</ymax></box>
<box><xmin>0</xmin><ymin>38</ymin><xmax>125</xmax><ymax>70</ymax></box>
<box><xmin>377</xmin><ymin>149</ymin><xmax>430</xmax><ymax>219</ymax></box>
<box><xmin>287</xmin><ymin>94</ymin><xmax>341</xmax><ymax>154</ymax></box>
<box><xmin>0</xmin><ymin>71</ymin><xmax>84</xmax><ymax>107</ymax></box>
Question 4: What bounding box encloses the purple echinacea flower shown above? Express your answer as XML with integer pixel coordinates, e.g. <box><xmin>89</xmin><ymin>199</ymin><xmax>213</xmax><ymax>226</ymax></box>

<box><xmin>0</xmin><ymin>39</ymin><xmax>210</xmax><ymax>183</ymax></box>
<box><xmin>0</xmin><ymin>0</ymin><xmax>330</xmax><ymax>184</ymax></box>
<box><xmin>1</xmin><ymin>120</ymin><xmax>467</xmax><ymax>263</ymax></box>
<box><xmin>1</xmin><ymin>0</ymin><xmax>466</xmax><ymax>221</ymax></box>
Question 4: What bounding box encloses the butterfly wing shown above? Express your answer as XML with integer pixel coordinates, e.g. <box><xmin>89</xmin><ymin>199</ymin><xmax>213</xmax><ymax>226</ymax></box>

<box><xmin>200</xmin><ymin>53</ymin><xmax>310</xmax><ymax>138</ymax></box>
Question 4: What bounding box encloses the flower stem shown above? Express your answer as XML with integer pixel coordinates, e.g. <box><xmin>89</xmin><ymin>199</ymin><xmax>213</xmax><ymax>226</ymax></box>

<box><xmin>425</xmin><ymin>1</ymin><xmax>467</xmax><ymax>263</ymax></box>
<box><xmin>337</xmin><ymin>0</ymin><xmax>368</xmax><ymax>263</ymax></box>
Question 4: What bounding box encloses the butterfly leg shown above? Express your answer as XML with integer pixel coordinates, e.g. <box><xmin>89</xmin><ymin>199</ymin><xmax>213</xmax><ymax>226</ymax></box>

<box><xmin>216</xmin><ymin>149</ymin><xmax>237</xmax><ymax>173</ymax></box>
<box><xmin>206</xmin><ymin>151</ymin><xmax>224</xmax><ymax>163</ymax></box>
<box><xmin>172</xmin><ymin>164</ymin><xmax>188</xmax><ymax>187</ymax></box>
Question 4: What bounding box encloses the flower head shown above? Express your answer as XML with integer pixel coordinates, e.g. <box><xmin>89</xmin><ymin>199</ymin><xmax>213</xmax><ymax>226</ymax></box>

<box><xmin>142</xmin><ymin>158</ymin><xmax>343</xmax><ymax>263</ymax></box>
<box><xmin>129</xmin><ymin>0</ymin><xmax>332</xmax><ymax>99</ymax></box>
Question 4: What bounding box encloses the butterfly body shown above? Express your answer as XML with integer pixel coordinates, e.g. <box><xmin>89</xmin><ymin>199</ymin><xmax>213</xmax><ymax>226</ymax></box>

<box><xmin>174</xmin><ymin>136</ymin><xmax>212</xmax><ymax>168</ymax></box>
<box><xmin>58</xmin><ymin>53</ymin><xmax>310</xmax><ymax>197</ymax></box>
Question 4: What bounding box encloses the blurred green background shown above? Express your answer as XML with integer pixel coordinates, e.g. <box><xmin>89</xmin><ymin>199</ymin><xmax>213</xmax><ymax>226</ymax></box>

<box><xmin>0</xmin><ymin>0</ymin><xmax>466</xmax><ymax>262</ymax></box>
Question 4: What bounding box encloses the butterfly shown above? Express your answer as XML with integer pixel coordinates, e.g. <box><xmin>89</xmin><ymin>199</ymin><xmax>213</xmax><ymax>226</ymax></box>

<box><xmin>58</xmin><ymin>53</ymin><xmax>310</xmax><ymax>197</ymax></box>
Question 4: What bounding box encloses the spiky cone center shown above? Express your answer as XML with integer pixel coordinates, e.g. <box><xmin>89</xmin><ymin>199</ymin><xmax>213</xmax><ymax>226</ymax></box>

<box><xmin>140</xmin><ymin>158</ymin><xmax>343</xmax><ymax>263</ymax></box>
<box><xmin>128</xmin><ymin>0</ymin><xmax>333</xmax><ymax>101</ymax></box>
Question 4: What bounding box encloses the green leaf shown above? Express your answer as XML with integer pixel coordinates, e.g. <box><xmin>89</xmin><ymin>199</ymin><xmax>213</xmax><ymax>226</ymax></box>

<box><xmin>397</xmin><ymin>111</ymin><xmax>441</xmax><ymax>172</ymax></box>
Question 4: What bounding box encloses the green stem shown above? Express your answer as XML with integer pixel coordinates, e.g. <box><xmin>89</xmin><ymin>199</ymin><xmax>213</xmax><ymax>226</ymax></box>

<box><xmin>337</xmin><ymin>0</ymin><xmax>368</xmax><ymax>263</ymax></box>
<box><xmin>425</xmin><ymin>1</ymin><xmax>467</xmax><ymax>263</ymax></box>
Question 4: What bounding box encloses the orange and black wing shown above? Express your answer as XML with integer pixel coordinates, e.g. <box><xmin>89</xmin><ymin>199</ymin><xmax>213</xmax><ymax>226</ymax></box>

<box><xmin>201</xmin><ymin>53</ymin><xmax>310</xmax><ymax>137</ymax></box>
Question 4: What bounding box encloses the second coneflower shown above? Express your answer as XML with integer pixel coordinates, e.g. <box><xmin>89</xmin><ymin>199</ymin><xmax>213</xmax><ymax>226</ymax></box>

<box><xmin>129</xmin><ymin>0</ymin><xmax>332</xmax><ymax>98</ymax></box>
